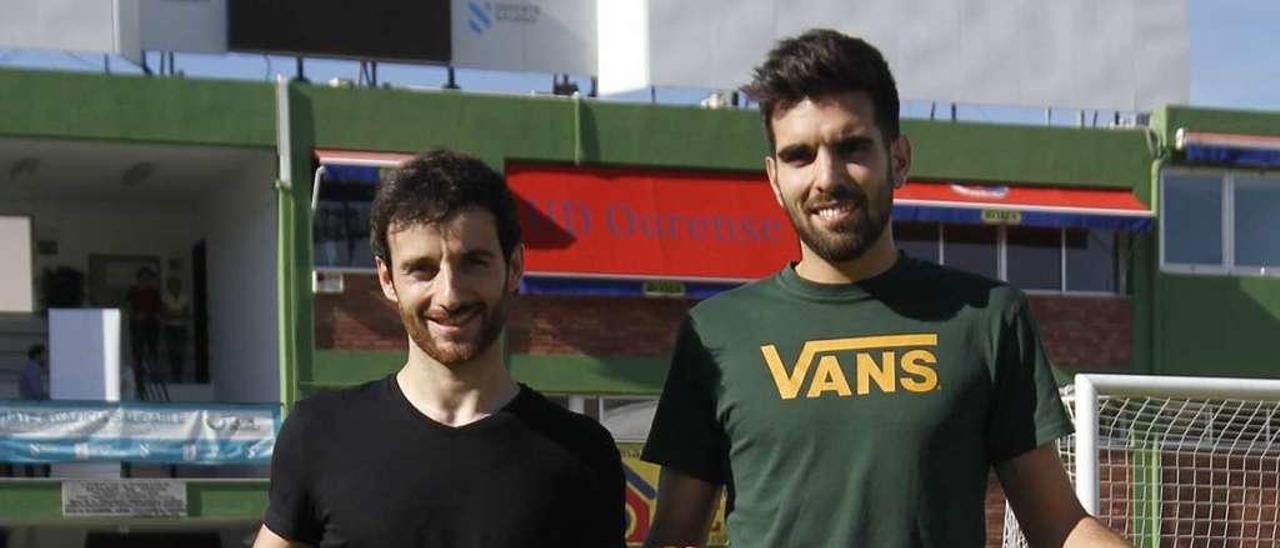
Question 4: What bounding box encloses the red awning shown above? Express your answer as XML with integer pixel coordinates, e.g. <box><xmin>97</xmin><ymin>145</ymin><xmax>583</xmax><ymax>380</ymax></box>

<box><xmin>895</xmin><ymin>181</ymin><xmax>1151</xmax><ymax>216</ymax></box>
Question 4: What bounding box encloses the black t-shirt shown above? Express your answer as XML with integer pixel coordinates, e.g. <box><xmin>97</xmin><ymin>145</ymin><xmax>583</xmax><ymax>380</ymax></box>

<box><xmin>264</xmin><ymin>376</ymin><xmax>625</xmax><ymax>547</ymax></box>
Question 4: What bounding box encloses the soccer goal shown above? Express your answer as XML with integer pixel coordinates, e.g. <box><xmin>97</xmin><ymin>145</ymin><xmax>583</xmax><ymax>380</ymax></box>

<box><xmin>1002</xmin><ymin>373</ymin><xmax>1280</xmax><ymax>548</ymax></box>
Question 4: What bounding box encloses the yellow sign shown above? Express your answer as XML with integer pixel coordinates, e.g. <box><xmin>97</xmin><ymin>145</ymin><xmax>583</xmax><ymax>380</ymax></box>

<box><xmin>981</xmin><ymin>209</ymin><xmax>1023</xmax><ymax>224</ymax></box>
<box><xmin>642</xmin><ymin>280</ymin><xmax>687</xmax><ymax>298</ymax></box>
<box><xmin>618</xmin><ymin>442</ymin><xmax>728</xmax><ymax>547</ymax></box>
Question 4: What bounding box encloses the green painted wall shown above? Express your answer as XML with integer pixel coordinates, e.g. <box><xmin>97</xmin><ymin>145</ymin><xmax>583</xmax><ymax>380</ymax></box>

<box><xmin>1151</xmin><ymin>275</ymin><xmax>1280</xmax><ymax>377</ymax></box>
<box><xmin>1153</xmin><ymin>105</ymin><xmax>1280</xmax><ymax>142</ymax></box>
<box><xmin>0</xmin><ymin>70</ymin><xmax>274</xmax><ymax>146</ymax></box>
<box><xmin>1140</xmin><ymin>106</ymin><xmax>1280</xmax><ymax>378</ymax></box>
<box><xmin>300</xmin><ymin>85</ymin><xmax>1153</xmax><ymax>187</ymax></box>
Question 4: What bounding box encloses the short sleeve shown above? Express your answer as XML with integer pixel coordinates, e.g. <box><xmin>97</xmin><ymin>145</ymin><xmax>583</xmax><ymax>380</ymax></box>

<box><xmin>641</xmin><ymin>315</ymin><xmax>729</xmax><ymax>484</ymax></box>
<box><xmin>986</xmin><ymin>295</ymin><xmax>1074</xmax><ymax>464</ymax></box>
<box><xmin>579</xmin><ymin>429</ymin><xmax>627</xmax><ymax>547</ymax></box>
<box><xmin>263</xmin><ymin>401</ymin><xmax>324</xmax><ymax>543</ymax></box>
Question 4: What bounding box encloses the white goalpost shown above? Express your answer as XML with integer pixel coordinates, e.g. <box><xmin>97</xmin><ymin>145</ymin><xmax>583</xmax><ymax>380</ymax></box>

<box><xmin>1003</xmin><ymin>373</ymin><xmax>1280</xmax><ymax>548</ymax></box>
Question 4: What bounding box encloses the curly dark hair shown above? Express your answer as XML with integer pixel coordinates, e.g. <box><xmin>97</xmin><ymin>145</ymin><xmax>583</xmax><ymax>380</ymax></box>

<box><xmin>743</xmin><ymin>29</ymin><xmax>900</xmax><ymax>152</ymax></box>
<box><xmin>369</xmin><ymin>149</ymin><xmax>521</xmax><ymax>265</ymax></box>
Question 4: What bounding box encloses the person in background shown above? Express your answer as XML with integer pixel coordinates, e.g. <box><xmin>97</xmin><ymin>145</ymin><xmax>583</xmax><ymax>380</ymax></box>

<box><xmin>125</xmin><ymin>267</ymin><xmax>161</xmax><ymax>399</ymax></box>
<box><xmin>161</xmin><ymin>274</ymin><xmax>189</xmax><ymax>383</ymax></box>
<box><xmin>18</xmin><ymin>343</ymin><xmax>48</xmax><ymax>401</ymax></box>
<box><xmin>17</xmin><ymin>344</ymin><xmax>51</xmax><ymax>477</ymax></box>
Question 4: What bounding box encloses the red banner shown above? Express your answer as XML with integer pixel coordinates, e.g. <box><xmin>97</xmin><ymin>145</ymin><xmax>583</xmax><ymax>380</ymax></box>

<box><xmin>508</xmin><ymin>163</ymin><xmax>798</xmax><ymax>281</ymax></box>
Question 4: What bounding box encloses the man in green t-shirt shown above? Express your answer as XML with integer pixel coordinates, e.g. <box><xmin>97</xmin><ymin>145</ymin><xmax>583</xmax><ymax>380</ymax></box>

<box><xmin>641</xmin><ymin>30</ymin><xmax>1130</xmax><ymax>547</ymax></box>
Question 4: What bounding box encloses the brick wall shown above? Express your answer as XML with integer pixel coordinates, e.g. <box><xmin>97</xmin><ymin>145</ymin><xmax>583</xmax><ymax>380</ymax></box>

<box><xmin>1027</xmin><ymin>295</ymin><xmax>1132</xmax><ymax>371</ymax></box>
<box><xmin>317</xmin><ymin>275</ymin><xmax>1134</xmax><ymax>374</ymax></box>
<box><xmin>315</xmin><ymin>274</ymin><xmax>694</xmax><ymax>356</ymax></box>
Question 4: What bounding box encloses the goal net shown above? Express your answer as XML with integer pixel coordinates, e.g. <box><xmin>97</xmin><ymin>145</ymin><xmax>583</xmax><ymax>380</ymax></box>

<box><xmin>1002</xmin><ymin>374</ymin><xmax>1280</xmax><ymax>548</ymax></box>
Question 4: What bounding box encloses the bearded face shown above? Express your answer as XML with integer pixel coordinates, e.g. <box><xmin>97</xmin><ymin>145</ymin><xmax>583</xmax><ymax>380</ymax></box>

<box><xmin>396</xmin><ymin>276</ymin><xmax>513</xmax><ymax>366</ymax></box>
<box><xmin>377</xmin><ymin>208</ymin><xmax>523</xmax><ymax>367</ymax></box>
<box><xmin>779</xmin><ymin>161</ymin><xmax>894</xmax><ymax>263</ymax></box>
<box><xmin>765</xmin><ymin>92</ymin><xmax>905</xmax><ymax>266</ymax></box>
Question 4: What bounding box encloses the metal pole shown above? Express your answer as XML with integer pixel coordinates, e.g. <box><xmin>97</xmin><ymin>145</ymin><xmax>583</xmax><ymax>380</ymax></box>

<box><xmin>1075</xmin><ymin>374</ymin><xmax>1100</xmax><ymax>515</ymax></box>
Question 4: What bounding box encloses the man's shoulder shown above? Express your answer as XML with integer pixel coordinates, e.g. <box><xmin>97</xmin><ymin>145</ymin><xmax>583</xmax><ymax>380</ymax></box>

<box><xmin>892</xmin><ymin>257</ymin><xmax>1027</xmax><ymax>317</ymax></box>
<box><xmin>287</xmin><ymin>376</ymin><xmax>390</xmax><ymax>426</ymax></box>
<box><xmin>687</xmin><ymin>274</ymin><xmax>784</xmax><ymax>324</ymax></box>
<box><xmin>514</xmin><ymin>388</ymin><xmax>619</xmax><ymax>460</ymax></box>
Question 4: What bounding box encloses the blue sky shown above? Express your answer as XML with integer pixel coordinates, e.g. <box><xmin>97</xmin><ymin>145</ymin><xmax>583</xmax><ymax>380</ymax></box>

<box><xmin>2</xmin><ymin>0</ymin><xmax>1278</xmax><ymax>115</ymax></box>
<box><xmin>1188</xmin><ymin>0</ymin><xmax>1280</xmax><ymax>110</ymax></box>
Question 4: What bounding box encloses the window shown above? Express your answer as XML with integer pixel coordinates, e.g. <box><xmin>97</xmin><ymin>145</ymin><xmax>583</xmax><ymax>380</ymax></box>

<box><xmin>892</xmin><ymin>221</ymin><xmax>1124</xmax><ymax>294</ymax></box>
<box><xmin>1162</xmin><ymin>173</ymin><xmax>1224</xmax><ymax>269</ymax></box>
<box><xmin>1233</xmin><ymin>176</ymin><xmax>1280</xmax><ymax>270</ymax></box>
<box><xmin>943</xmin><ymin>225</ymin><xmax>999</xmax><ymax>280</ymax></box>
<box><xmin>896</xmin><ymin>222</ymin><xmax>940</xmax><ymax>263</ymax></box>
<box><xmin>1161</xmin><ymin>170</ymin><xmax>1280</xmax><ymax>276</ymax></box>
<box><xmin>314</xmin><ymin>181</ymin><xmax>376</xmax><ymax>269</ymax></box>
<box><xmin>1006</xmin><ymin>226</ymin><xmax>1062</xmax><ymax>291</ymax></box>
<box><xmin>1066</xmin><ymin>229</ymin><xmax>1118</xmax><ymax>293</ymax></box>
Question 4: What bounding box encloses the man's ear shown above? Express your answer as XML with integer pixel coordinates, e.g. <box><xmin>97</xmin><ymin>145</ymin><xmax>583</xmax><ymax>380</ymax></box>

<box><xmin>765</xmin><ymin>155</ymin><xmax>784</xmax><ymax>208</ymax></box>
<box><xmin>375</xmin><ymin>257</ymin><xmax>399</xmax><ymax>303</ymax></box>
<box><xmin>890</xmin><ymin>135</ymin><xmax>912</xmax><ymax>189</ymax></box>
<box><xmin>506</xmin><ymin>245</ymin><xmax>525</xmax><ymax>294</ymax></box>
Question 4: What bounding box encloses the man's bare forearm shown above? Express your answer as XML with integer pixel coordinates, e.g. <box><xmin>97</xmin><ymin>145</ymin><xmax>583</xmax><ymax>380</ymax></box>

<box><xmin>1063</xmin><ymin>516</ymin><xmax>1131</xmax><ymax>547</ymax></box>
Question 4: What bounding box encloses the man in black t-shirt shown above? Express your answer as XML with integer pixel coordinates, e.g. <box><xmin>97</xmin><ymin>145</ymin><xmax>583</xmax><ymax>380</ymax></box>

<box><xmin>254</xmin><ymin>150</ymin><xmax>625</xmax><ymax>548</ymax></box>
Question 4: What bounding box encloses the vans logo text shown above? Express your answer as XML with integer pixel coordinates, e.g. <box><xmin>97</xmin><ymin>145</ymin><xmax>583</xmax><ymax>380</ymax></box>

<box><xmin>760</xmin><ymin>334</ymin><xmax>940</xmax><ymax>399</ymax></box>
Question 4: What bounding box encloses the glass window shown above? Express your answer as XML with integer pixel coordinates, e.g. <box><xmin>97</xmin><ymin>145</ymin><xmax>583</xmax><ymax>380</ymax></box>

<box><xmin>314</xmin><ymin>201</ymin><xmax>353</xmax><ymax>267</ymax></box>
<box><xmin>348</xmin><ymin>201</ymin><xmax>374</xmax><ymax>268</ymax></box>
<box><xmin>895</xmin><ymin>222</ymin><xmax>940</xmax><ymax>263</ymax></box>
<box><xmin>1233</xmin><ymin>176</ymin><xmax>1280</xmax><ymax>269</ymax></box>
<box><xmin>313</xmin><ymin>180</ymin><xmax>377</xmax><ymax>268</ymax></box>
<box><xmin>1066</xmin><ymin>229</ymin><xmax>1118</xmax><ymax>292</ymax></box>
<box><xmin>1163</xmin><ymin>174</ymin><xmax>1224</xmax><ymax>267</ymax></box>
<box><xmin>1006</xmin><ymin>226</ymin><xmax>1062</xmax><ymax>291</ymax></box>
<box><xmin>943</xmin><ymin>225</ymin><xmax>998</xmax><ymax>279</ymax></box>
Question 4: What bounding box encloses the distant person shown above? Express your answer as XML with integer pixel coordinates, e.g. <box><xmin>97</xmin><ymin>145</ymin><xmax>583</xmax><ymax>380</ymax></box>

<box><xmin>161</xmin><ymin>275</ymin><xmax>189</xmax><ymax>383</ymax></box>
<box><xmin>253</xmin><ymin>150</ymin><xmax>625</xmax><ymax>547</ymax></box>
<box><xmin>125</xmin><ymin>267</ymin><xmax>161</xmax><ymax>398</ymax></box>
<box><xmin>18</xmin><ymin>344</ymin><xmax>48</xmax><ymax>401</ymax></box>
<box><xmin>17</xmin><ymin>344</ymin><xmax>51</xmax><ymax>477</ymax></box>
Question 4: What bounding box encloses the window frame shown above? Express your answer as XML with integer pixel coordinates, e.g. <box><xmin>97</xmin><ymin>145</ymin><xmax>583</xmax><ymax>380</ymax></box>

<box><xmin>1159</xmin><ymin>167</ymin><xmax>1280</xmax><ymax>278</ymax></box>
<box><xmin>897</xmin><ymin>221</ymin><xmax>1126</xmax><ymax>296</ymax></box>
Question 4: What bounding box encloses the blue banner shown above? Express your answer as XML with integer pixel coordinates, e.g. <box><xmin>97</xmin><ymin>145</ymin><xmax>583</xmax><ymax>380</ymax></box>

<box><xmin>0</xmin><ymin>400</ymin><xmax>280</xmax><ymax>465</ymax></box>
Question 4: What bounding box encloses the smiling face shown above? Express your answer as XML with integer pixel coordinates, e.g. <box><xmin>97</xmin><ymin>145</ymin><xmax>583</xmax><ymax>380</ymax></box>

<box><xmin>376</xmin><ymin>207</ymin><xmax>523</xmax><ymax>367</ymax></box>
<box><xmin>764</xmin><ymin>91</ymin><xmax>910</xmax><ymax>265</ymax></box>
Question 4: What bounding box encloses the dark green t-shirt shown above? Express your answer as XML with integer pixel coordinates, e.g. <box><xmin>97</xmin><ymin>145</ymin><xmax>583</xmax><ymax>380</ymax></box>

<box><xmin>642</xmin><ymin>254</ymin><xmax>1072</xmax><ymax>547</ymax></box>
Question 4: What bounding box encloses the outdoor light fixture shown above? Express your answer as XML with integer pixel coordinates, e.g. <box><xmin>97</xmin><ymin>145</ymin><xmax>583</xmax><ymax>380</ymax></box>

<box><xmin>121</xmin><ymin>161</ymin><xmax>155</xmax><ymax>187</ymax></box>
<box><xmin>1175</xmin><ymin>128</ymin><xmax>1280</xmax><ymax>168</ymax></box>
<box><xmin>7</xmin><ymin>157</ymin><xmax>40</xmax><ymax>182</ymax></box>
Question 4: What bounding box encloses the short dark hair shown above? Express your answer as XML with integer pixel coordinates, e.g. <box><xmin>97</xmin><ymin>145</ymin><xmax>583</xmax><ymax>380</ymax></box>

<box><xmin>28</xmin><ymin>344</ymin><xmax>45</xmax><ymax>360</ymax></box>
<box><xmin>369</xmin><ymin>149</ymin><xmax>522</xmax><ymax>265</ymax></box>
<box><xmin>743</xmin><ymin>29</ymin><xmax>900</xmax><ymax>151</ymax></box>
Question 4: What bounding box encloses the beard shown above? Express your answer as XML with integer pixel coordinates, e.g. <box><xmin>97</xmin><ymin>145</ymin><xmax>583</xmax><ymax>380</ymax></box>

<box><xmin>783</xmin><ymin>164</ymin><xmax>894</xmax><ymax>263</ymax></box>
<box><xmin>398</xmin><ymin>284</ymin><xmax>513</xmax><ymax>367</ymax></box>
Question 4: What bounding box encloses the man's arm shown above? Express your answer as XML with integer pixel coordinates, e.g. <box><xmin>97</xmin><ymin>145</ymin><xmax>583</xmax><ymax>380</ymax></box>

<box><xmin>996</xmin><ymin>444</ymin><xmax>1130</xmax><ymax>548</ymax></box>
<box><xmin>642</xmin><ymin>468</ymin><xmax>722</xmax><ymax>548</ymax></box>
<box><xmin>251</xmin><ymin>524</ymin><xmax>305</xmax><ymax>548</ymax></box>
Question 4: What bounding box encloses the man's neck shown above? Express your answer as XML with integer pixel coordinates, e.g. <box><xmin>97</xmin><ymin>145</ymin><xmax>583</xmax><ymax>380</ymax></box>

<box><xmin>795</xmin><ymin>231</ymin><xmax>899</xmax><ymax>284</ymax></box>
<box><xmin>396</xmin><ymin>341</ymin><xmax>519</xmax><ymax>428</ymax></box>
